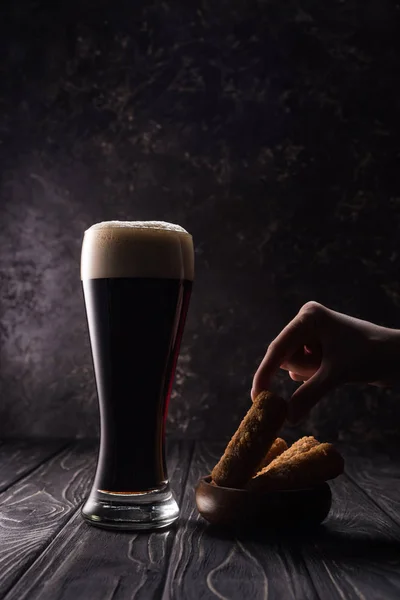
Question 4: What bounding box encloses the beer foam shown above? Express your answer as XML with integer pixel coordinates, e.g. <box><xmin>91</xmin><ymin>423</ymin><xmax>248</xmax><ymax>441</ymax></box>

<box><xmin>81</xmin><ymin>220</ymin><xmax>194</xmax><ymax>280</ymax></box>
<box><xmin>88</xmin><ymin>220</ymin><xmax>189</xmax><ymax>233</ymax></box>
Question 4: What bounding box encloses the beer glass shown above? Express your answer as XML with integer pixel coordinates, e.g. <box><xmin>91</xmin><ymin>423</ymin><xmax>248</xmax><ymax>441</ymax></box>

<box><xmin>81</xmin><ymin>221</ymin><xmax>194</xmax><ymax>530</ymax></box>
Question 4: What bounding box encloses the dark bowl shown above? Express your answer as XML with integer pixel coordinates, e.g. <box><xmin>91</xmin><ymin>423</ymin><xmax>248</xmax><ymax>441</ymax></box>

<box><xmin>195</xmin><ymin>476</ymin><xmax>332</xmax><ymax>530</ymax></box>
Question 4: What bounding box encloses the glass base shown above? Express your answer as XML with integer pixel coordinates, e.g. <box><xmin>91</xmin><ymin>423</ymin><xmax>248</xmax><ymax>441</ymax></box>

<box><xmin>81</xmin><ymin>484</ymin><xmax>179</xmax><ymax>531</ymax></box>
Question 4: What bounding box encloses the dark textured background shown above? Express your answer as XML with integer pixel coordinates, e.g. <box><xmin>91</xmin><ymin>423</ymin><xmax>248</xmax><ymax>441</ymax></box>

<box><xmin>1</xmin><ymin>0</ymin><xmax>400</xmax><ymax>442</ymax></box>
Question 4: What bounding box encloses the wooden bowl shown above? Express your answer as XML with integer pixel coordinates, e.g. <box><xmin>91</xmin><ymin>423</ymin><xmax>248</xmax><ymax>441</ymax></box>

<box><xmin>195</xmin><ymin>476</ymin><xmax>332</xmax><ymax>530</ymax></box>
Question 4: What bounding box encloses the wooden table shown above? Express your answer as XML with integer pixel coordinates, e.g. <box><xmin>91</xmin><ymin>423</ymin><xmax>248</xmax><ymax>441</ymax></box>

<box><xmin>0</xmin><ymin>439</ymin><xmax>399</xmax><ymax>599</ymax></box>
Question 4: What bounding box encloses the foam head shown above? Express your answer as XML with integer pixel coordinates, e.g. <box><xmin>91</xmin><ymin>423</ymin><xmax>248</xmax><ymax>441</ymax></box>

<box><xmin>81</xmin><ymin>221</ymin><xmax>194</xmax><ymax>280</ymax></box>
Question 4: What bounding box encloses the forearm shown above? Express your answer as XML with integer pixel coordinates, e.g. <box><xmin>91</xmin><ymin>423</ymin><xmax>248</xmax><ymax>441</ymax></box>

<box><xmin>371</xmin><ymin>327</ymin><xmax>400</xmax><ymax>385</ymax></box>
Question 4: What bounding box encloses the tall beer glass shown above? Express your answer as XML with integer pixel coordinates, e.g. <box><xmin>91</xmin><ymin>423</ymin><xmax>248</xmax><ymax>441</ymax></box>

<box><xmin>80</xmin><ymin>221</ymin><xmax>194</xmax><ymax>530</ymax></box>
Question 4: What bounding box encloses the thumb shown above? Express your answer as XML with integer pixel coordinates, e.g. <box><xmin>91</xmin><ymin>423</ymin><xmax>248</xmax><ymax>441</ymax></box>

<box><xmin>288</xmin><ymin>367</ymin><xmax>335</xmax><ymax>424</ymax></box>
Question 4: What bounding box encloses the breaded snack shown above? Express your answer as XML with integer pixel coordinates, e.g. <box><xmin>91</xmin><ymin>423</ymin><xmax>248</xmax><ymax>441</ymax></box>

<box><xmin>263</xmin><ymin>436</ymin><xmax>320</xmax><ymax>471</ymax></box>
<box><xmin>211</xmin><ymin>391</ymin><xmax>287</xmax><ymax>488</ymax></box>
<box><xmin>247</xmin><ymin>443</ymin><xmax>344</xmax><ymax>492</ymax></box>
<box><xmin>259</xmin><ymin>438</ymin><xmax>288</xmax><ymax>469</ymax></box>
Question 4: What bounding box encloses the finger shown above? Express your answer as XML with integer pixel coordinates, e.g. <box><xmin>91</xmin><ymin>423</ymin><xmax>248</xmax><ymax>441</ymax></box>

<box><xmin>281</xmin><ymin>362</ymin><xmax>318</xmax><ymax>380</ymax></box>
<box><xmin>252</xmin><ymin>317</ymin><xmax>308</xmax><ymax>399</ymax></box>
<box><xmin>287</xmin><ymin>367</ymin><xmax>335</xmax><ymax>424</ymax></box>
<box><xmin>281</xmin><ymin>344</ymin><xmax>322</xmax><ymax>373</ymax></box>
<box><xmin>289</xmin><ymin>371</ymin><xmax>306</xmax><ymax>382</ymax></box>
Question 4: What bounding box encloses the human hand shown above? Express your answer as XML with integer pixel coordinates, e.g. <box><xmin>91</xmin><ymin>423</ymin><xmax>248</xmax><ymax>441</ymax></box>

<box><xmin>251</xmin><ymin>301</ymin><xmax>400</xmax><ymax>424</ymax></box>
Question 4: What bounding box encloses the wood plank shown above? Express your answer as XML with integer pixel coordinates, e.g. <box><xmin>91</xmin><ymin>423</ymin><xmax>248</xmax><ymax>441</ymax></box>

<box><xmin>0</xmin><ymin>439</ymin><xmax>67</xmax><ymax>492</ymax></box>
<box><xmin>162</xmin><ymin>442</ymin><xmax>318</xmax><ymax>600</ymax></box>
<box><xmin>0</xmin><ymin>442</ymin><xmax>96</xmax><ymax>597</ymax></box>
<box><xmin>298</xmin><ymin>473</ymin><xmax>400</xmax><ymax>600</ymax></box>
<box><xmin>339</xmin><ymin>444</ymin><xmax>400</xmax><ymax>530</ymax></box>
<box><xmin>4</xmin><ymin>440</ymin><xmax>194</xmax><ymax>600</ymax></box>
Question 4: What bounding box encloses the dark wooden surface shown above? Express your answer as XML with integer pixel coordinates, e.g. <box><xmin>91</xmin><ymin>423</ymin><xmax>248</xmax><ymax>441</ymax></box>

<box><xmin>0</xmin><ymin>440</ymin><xmax>399</xmax><ymax>600</ymax></box>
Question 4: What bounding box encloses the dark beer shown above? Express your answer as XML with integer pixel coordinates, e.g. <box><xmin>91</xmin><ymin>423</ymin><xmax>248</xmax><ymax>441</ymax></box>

<box><xmin>81</xmin><ymin>221</ymin><xmax>194</xmax><ymax>529</ymax></box>
<box><xmin>83</xmin><ymin>277</ymin><xmax>192</xmax><ymax>492</ymax></box>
